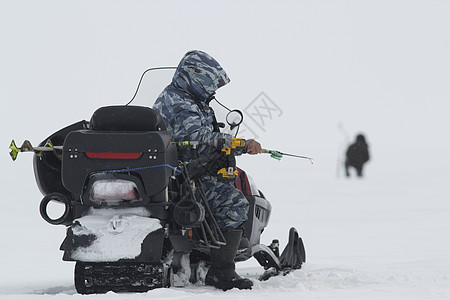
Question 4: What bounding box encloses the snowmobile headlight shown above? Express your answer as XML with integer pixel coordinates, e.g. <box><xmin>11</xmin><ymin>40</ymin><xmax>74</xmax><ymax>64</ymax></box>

<box><xmin>90</xmin><ymin>179</ymin><xmax>141</xmax><ymax>205</ymax></box>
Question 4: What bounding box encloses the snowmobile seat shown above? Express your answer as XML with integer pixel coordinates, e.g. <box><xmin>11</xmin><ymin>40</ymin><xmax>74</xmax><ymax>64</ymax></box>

<box><xmin>89</xmin><ymin>105</ymin><xmax>167</xmax><ymax>132</ymax></box>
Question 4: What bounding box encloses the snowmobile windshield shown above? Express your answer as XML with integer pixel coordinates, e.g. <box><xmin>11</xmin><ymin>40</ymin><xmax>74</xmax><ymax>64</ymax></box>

<box><xmin>172</xmin><ymin>50</ymin><xmax>230</xmax><ymax>101</ymax></box>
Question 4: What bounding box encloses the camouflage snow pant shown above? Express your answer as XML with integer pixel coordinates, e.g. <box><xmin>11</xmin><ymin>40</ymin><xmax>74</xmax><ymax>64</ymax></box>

<box><xmin>197</xmin><ymin>176</ymin><xmax>249</xmax><ymax>232</ymax></box>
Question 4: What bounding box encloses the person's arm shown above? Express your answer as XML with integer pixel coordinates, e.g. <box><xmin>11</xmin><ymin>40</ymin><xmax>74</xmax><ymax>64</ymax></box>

<box><xmin>171</xmin><ymin>103</ymin><xmax>231</xmax><ymax>142</ymax></box>
<box><xmin>171</xmin><ymin>102</ymin><xmax>262</xmax><ymax>155</ymax></box>
<box><xmin>170</xmin><ymin>103</ymin><xmax>231</xmax><ymax>155</ymax></box>
<box><xmin>245</xmin><ymin>139</ymin><xmax>262</xmax><ymax>155</ymax></box>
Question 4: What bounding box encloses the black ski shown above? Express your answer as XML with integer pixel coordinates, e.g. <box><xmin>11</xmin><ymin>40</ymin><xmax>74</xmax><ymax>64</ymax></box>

<box><xmin>258</xmin><ymin>228</ymin><xmax>306</xmax><ymax>281</ymax></box>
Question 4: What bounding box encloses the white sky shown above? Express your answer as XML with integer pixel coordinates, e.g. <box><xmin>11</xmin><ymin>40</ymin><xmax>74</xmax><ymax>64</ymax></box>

<box><xmin>1</xmin><ymin>2</ymin><xmax>450</xmax><ymax>298</ymax></box>
<box><xmin>1</xmin><ymin>0</ymin><xmax>449</xmax><ymax>185</ymax></box>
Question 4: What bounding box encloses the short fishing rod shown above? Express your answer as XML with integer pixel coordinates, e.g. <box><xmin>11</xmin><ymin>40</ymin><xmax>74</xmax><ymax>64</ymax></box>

<box><xmin>261</xmin><ymin>149</ymin><xmax>314</xmax><ymax>164</ymax></box>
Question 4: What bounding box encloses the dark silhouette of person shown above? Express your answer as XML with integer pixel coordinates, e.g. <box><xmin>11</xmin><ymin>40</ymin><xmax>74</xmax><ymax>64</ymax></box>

<box><xmin>345</xmin><ymin>134</ymin><xmax>370</xmax><ymax>177</ymax></box>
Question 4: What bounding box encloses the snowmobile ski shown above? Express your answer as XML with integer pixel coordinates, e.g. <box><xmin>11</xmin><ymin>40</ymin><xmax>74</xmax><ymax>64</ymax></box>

<box><xmin>258</xmin><ymin>227</ymin><xmax>306</xmax><ymax>281</ymax></box>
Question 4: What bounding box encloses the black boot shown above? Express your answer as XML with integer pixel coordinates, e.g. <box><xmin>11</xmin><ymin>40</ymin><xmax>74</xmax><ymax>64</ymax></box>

<box><xmin>205</xmin><ymin>229</ymin><xmax>253</xmax><ymax>291</ymax></box>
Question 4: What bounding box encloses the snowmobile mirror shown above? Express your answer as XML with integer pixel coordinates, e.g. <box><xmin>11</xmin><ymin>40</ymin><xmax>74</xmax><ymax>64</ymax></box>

<box><xmin>226</xmin><ymin>110</ymin><xmax>243</xmax><ymax>130</ymax></box>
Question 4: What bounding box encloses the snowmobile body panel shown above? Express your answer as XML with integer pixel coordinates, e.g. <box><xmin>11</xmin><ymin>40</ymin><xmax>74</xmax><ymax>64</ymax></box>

<box><xmin>61</xmin><ymin>130</ymin><xmax>177</xmax><ymax>206</ymax></box>
<box><xmin>33</xmin><ymin>120</ymin><xmax>89</xmax><ymax>197</ymax></box>
<box><xmin>236</xmin><ymin>194</ymin><xmax>272</xmax><ymax>262</ymax></box>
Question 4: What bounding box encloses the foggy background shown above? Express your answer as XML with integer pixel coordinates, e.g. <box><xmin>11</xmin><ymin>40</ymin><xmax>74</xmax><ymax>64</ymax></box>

<box><xmin>2</xmin><ymin>1</ymin><xmax>449</xmax><ymax>175</ymax></box>
<box><xmin>1</xmin><ymin>1</ymin><xmax>449</xmax><ymax>298</ymax></box>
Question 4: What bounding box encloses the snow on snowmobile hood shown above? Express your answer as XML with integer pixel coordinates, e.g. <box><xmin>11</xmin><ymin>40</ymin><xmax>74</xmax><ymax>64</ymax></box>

<box><xmin>172</xmin><ymin>50</ymin><xmax>230</xmax><ymax>101</ymax></box>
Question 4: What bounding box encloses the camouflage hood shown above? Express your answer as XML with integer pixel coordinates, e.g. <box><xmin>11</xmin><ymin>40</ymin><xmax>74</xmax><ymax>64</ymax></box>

<box><xmin>172</xmin><ymin>50</ymin><xmax>230</xmax><ymax>101</ymax></box>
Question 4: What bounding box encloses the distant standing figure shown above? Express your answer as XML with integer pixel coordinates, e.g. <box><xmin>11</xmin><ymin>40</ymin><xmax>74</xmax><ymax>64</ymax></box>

<box><xmin>345</xmin><ymin>134</ymin><xmax>370</xmax><ymax>177</ymax></box>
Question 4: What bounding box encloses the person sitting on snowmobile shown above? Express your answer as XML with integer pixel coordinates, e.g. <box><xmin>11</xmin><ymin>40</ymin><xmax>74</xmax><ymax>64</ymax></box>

<box><xmin>345</xmin><ymin>133</ymin><xmax>370</xmax><ymax>177</ymax></box>
<box><xmin>153</xmin><ymin>50</ymin><xmax>261</xmax><ymax>291</ymax></box>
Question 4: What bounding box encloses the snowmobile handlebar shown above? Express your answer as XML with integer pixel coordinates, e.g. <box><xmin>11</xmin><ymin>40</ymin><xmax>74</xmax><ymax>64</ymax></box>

<box><xmin>177</xmin><ymin>138</ymin><xmax>247</xmax><ymax>182</ymax></box>
<box><xmin>176</xmin><ymin>138</ymin><xmax>246</xmax><ymax>153</ymax></box>
<box><xmin>176</xmin><ymin>138</ymin><xmax>313</xmax><ymax>163</ymax></box>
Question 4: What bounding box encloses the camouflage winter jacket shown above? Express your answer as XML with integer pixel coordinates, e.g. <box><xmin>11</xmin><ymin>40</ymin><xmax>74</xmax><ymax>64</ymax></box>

<box><xmin>153</xmin><ymin>50</ymin><xmax>233</xmax><ymax>159</ymax></box>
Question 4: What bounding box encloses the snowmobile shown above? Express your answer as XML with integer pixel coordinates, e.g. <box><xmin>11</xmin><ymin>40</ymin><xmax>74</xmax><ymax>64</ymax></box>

<box><xmin>10</xmin><ymin>105</ymin><xmax>306</xmax><ymax>294</ymax></box>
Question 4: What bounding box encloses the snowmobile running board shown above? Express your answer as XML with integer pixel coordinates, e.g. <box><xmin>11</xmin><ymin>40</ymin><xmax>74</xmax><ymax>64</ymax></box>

<box><xmin>9</xmin><ymin>139</ymin><xmax>62</xmax><ymax>161</ymax></box>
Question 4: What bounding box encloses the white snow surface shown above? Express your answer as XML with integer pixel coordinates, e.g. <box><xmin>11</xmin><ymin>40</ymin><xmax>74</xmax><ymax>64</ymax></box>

<box><xmin>1</xmin><ymin>1</ymin><xmax>450</xmax><ymax>299</ymax></box>
<box><xmin>70</xmin><ymin>211</ymin><xmax>162</xmax><ymax>262</ymax></box>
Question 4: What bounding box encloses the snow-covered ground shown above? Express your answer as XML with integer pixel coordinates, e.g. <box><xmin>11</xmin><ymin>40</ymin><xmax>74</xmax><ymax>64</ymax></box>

<box><xmin>1</xmin><ymin>1</ymin><xmax>449</xmax><ymax>299</ymax></box>
<box><xmin>1</xmin><ymin>164</ymin><xmax>449</xmax><ymax>299</ymax></box>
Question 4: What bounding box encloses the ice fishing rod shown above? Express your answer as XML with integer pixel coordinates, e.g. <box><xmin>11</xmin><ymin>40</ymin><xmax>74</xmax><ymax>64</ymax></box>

<box><xmin>176</xmin><ymin>138</ymin><xmax>313</xmax><ymax>164</ymax></box>
<box><xmin>261</xmin><ymin>149</ymin><xmax>314</xmax><ymax>164</ymax></box>
<box><xmin>125</xmin><ymin>66</ymin><xmax>177</xmax><ymax>106</ymax></box>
